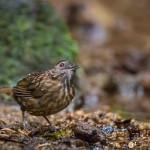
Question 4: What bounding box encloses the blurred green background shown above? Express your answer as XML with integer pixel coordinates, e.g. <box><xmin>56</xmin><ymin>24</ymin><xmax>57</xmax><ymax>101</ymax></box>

<box><xmin>0</xmin><ymin>0</ymin><xmax>78</xmax><ymax>86</ymax></box>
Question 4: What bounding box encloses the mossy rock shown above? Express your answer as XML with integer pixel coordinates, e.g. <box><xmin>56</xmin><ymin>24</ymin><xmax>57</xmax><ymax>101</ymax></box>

<box><xmin>0</xmin><ymin>0</ymin><xmax>78</xmax><ymax>86</ymax></box>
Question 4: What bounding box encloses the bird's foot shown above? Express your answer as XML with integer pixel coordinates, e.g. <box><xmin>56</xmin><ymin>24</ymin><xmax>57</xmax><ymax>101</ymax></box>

<box><xmin>21</xmin><ymin>121</ymin><xmax>28</xmax><ymax>130</ymax></box>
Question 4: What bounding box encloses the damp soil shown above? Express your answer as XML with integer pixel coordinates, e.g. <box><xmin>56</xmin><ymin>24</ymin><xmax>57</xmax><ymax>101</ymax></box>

<box><xmin>0</xmin><ymin>103</ymin><xmax>149</xmax><ymax>150</ymax></box>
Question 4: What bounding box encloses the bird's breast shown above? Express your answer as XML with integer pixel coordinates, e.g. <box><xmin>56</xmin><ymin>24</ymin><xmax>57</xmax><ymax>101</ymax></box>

<box><xmin>37</xmin><ymin>78</ymin><xmax>74</xmax><ymax>114</ymax></box>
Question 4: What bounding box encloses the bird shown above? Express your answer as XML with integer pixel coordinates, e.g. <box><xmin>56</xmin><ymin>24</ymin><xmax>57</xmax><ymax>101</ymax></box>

<box><xmin>0</xmin><ymin>60</ymin><xmax>79</xmax><ymax>129</ymax></box>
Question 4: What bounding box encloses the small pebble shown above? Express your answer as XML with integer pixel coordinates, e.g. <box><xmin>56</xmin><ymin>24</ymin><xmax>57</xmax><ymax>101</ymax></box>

<box><xmin>101</xmin><ymin>126</ymin><xmax>114</xmax><ymax>135</ymax></box>
<box><xmin>128</xmin><ymin>141</ymin><xmax>135</xmax><ymax>148</ymax></box>
<box><xmin>111</xmin><ymin>132</ymin><xmax>117</xmax><ymax>138</ymax></box>
<box><xmin>118</xmin><ymin>137</ymin><xmax>125</xmax><ymax>142</ymax></box>
<box><xmin>115</xmin><ymin>142</ymin><xmax>121</xmax><ymax>148</ymax></box>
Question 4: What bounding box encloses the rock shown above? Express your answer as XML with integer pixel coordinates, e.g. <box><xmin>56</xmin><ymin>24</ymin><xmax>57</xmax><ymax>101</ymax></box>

<box><xmin>74</xmin><ymin>121</ymin><xmax>106</xmax><ymax>144</ymax></box>
<box><xmin>128</xmin><ymin>141</ymin><xmax>136</xmax><ymax>148</ymax></box>
<box><xmin>101</xmin><ymin>126</ymin><xmax>114</xmax><ymax>135</ymax></box>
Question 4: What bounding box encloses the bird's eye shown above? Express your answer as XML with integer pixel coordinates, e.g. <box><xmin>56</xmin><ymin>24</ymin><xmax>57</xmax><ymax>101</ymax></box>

<box><xmin>59</xmin><ymin>63</ymin><xmax>64</xmax><ymax>67</ymax></box>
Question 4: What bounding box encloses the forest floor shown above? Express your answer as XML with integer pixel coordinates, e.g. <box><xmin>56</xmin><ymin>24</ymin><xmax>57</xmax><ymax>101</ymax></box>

<box><xmin>0</xmin><ymin>102</ymin><xmax>149</xmax><ymax>150</ymax></box>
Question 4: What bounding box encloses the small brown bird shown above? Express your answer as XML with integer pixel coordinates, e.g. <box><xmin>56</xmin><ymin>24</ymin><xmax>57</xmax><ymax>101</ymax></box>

<box><xmin>0</xmin><ymin>60</ymin><xmax>78</xmax><ymax>128</ymax></box>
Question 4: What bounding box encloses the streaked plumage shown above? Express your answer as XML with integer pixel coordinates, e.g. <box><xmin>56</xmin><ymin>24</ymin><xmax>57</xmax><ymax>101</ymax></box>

<box><xmin>0</xmin><ymin>60</ymin><xmax>78</xmax><ymax>128</ymax></box>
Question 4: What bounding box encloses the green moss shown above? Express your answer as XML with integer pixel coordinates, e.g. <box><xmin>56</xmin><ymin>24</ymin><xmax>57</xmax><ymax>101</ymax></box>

<box><xmin>44</xmin><ymin>130</ymin><xmax>66</xmax><ymax>138</ymax></box>
<box><xmin>0</xmin><ymin>0</ymin><xmax>78</xmax><ymax>86</ymax></box>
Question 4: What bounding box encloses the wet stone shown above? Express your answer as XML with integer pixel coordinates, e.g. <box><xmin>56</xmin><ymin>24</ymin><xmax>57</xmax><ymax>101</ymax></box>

<box><xmin>127</xmin><ymin>124</ymin><xmax>140</xmax><ymax>140</ymax></box>
<box><xmin>128</xmin><ymin>141</ymin><xmax>135</xmax><ymax>149</ymax></box>
<box><xmin>115</xmin><ymin>119</ymin><xmax>132</xmax><ymax>129</ymax></box>
<box><xmin>73</xmin><ymin>121</ymin><xmax>106</xmax><ymax>144</ymax></box>
<box><xmin>101</xmin><ymin>126</ymin><xmax>114</xmax><ymax>135</ymax></box>
<box><xmin>115</xmin><ymin>119</ymin><xmax>140</xmax><ymax>140</ymax></box>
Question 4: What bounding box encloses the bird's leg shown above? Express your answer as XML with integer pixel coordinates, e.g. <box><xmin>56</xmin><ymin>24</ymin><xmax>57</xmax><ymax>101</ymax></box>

<box><xmin>21</xmin><ymin>109</ymin><xmax>27</xmax><ymax>130</ymax></box>
<box><xmin>43</xmin><ymin>116</ymin><xmax>52</xmax><ymax>126</ymax></box>
<box><xmin>43</xmin><ymin>116</ymin><xmax>56</xmax><ymax>131</ymax></box>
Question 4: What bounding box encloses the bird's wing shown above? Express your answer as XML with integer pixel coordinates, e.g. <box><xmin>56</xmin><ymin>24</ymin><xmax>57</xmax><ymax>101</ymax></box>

<box><xmin>13</xmin><ymin>71</ymin><xmax>46</xmax><ymax>99</ymax></box>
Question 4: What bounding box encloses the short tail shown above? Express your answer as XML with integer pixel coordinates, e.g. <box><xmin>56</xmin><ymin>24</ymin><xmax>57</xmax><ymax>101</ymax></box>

<box><xmin>0</xmin><ymin>87</ymin><xmax>13</xmax><ymax>95</ymax></box>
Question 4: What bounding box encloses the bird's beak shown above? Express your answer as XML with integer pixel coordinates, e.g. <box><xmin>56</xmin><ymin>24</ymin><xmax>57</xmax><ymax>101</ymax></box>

<box><xmin>70</xmin><ymin>65</ymin><xmax>79</xmax><ymax>71</ymax></box>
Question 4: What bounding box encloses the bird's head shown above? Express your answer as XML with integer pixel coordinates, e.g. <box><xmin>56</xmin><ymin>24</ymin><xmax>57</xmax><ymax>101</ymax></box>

<box><xmin>53</xmin><ymin>60</ymin><xmax>79</xmax><ymax>81</ymax></box>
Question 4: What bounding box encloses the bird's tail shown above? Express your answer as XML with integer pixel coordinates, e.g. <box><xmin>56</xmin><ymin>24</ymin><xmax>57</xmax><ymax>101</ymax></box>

<box><xmin>0</xmin><ymin>87</ymin><xmax>13</xmax><ymax>95</ymax></box>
